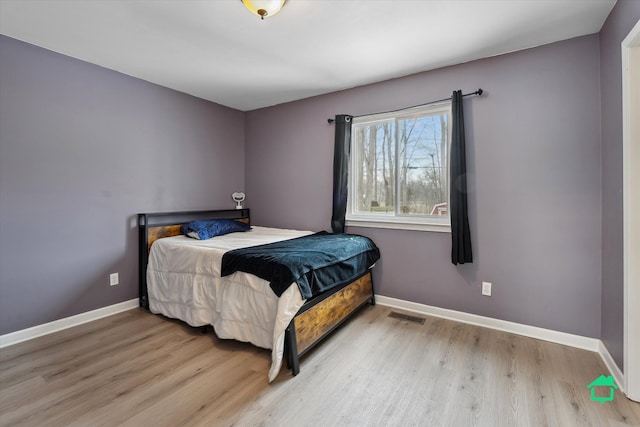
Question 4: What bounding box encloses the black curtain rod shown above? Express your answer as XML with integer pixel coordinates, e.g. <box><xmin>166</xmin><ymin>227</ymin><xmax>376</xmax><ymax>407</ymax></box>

<box><xmin>327</xmin><ymin>88</ymin><xmax>483</xmax><ymax>123</ymax></box>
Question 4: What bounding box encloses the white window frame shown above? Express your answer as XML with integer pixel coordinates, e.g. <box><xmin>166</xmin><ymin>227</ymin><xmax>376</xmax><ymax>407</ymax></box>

<box><xmin>346</xmin><ymin>102</ymin><xmax>452</xmax><ymax>233</ymax></box>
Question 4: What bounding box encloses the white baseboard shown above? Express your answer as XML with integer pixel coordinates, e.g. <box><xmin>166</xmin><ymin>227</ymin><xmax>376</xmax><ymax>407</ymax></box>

<box><xmin>0</xmin><ymin>299</ymin><xmax>139</xmax><ymax>349</ymax></box>
<box><xmin>376</xmin><ymin>295</ymin><xmax>601</xmax><ymax>351</ymax></box>
<box><xmin>375</xmin><ymin>295</ymin><xmax>623</xmax><ymax>387</ymax></box>
<box><xmin>599</xmin><ymin>340</ymin><xmax>626</xmax><ymax>393</ymax></box>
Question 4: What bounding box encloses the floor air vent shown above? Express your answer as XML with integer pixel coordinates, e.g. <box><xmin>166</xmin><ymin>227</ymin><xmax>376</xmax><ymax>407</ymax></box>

<box><xmin>388</xmin><ymin>311</ymin><xmax>426</xmax><ymax>325</ymax></box>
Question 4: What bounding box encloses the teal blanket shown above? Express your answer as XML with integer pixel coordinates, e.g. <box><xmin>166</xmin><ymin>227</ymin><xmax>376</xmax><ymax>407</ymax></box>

<box><xmin>221</xmin><ymin>231</ymin><xmax>380</xmax><ymax>299</ymax></box>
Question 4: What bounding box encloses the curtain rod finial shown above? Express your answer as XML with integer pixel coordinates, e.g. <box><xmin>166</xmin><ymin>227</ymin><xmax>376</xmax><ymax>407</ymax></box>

<box><xmin>477</xmin><ymin>88</ymin><xmax>483</xmax><ymax>96</ymax></box>
<box><xmin>328</xmin><ymin>118</ymin><xmax>335</xmax><ymax>124</ymax></box>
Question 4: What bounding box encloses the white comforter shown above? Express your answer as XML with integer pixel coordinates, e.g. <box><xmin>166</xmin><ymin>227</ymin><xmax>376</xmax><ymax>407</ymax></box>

<box><xmin>146</xmin><ymin>226</ymin><xmax>313</xmax><ymax>382</ymax></box>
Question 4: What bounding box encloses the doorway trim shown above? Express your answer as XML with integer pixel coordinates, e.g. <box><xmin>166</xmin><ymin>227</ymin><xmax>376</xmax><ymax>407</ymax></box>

<box><xmin>622</xmin><ymin>18</ymin><xmax>640</xmax><ymax>402</ymax></box>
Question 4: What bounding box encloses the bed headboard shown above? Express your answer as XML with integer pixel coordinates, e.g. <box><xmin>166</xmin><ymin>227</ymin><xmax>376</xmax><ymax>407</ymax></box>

<box><xmin>137</xmin><ymin>208</ymin><xmax>250</xmax><ymax>309</ymax></box>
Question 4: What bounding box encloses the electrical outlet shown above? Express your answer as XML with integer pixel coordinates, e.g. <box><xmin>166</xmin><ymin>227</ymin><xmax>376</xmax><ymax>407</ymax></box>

<box><xmin>482</xmin><ymin>281</ymin><xmax>492</xmax><ymax>296</ymax></box>
<box><xmin>110</xmin><ymin>273</ymin><xmax>119</xmax><ymax>286</ymax></box>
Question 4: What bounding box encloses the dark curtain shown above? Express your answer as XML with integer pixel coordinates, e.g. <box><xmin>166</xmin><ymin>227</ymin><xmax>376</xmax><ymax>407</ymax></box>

<box><xmin>450</xmin><ymin>90</ymin><xmax>473</xmax><ymax>264</ymax></box>
<box><xmin>331</xmin><ymin>114</ymin><xmax>352</xmax><ymax>233</ymax></box>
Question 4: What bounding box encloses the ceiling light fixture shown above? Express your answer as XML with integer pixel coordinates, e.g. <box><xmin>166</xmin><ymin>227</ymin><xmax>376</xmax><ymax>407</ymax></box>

<box><xmin>241</xmin><ymin>0</ymin><xmax>286</xmax><ymax>20</ymax></box>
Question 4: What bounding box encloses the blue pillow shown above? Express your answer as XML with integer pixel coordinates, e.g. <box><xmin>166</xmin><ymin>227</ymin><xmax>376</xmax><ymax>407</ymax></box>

<box><xmin>181</xmin><ymin>219</ymin><xmax>251</xmax><ymax>240</ymax></box>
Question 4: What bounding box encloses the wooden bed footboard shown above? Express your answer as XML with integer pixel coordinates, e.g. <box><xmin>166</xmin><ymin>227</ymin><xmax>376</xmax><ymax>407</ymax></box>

<box><xmin>284</xmin><ymin>270</ymin><xmax>375</xmax><ymax>376</ymax></box>
<box><xmin>138</xmin><ymin>208</ymin><xmax>376</xmax><ymax>377</ymax></box>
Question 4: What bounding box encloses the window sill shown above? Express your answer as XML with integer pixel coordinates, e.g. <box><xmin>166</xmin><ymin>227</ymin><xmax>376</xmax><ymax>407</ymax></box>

<box><xmin>345</xmin><ymin>218</ymin><xmax>451</xmax><ymax>233</ymax></box>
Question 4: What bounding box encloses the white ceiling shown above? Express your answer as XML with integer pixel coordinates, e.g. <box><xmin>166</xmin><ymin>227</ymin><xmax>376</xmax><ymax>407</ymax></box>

<box><xmin>0</xmin><ymin>0</ymin><xmax>616</xmax><ymax>111</ymax></box>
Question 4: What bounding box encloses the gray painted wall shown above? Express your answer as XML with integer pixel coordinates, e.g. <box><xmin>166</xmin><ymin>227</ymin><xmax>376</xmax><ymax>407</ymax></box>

<box><xmin>0</xmin><ymin>36</ymin><xmax>245</xmax><ymax>335</ymax></box>
<box><xmin>246</xmin><ymin>35</ymin><xmax>603</xmax><ymax>338</ymax></box>
<box><xmin>599</xmin><ymin>0</ymin><xmax>640</xmax><ymax>371</ymax></box>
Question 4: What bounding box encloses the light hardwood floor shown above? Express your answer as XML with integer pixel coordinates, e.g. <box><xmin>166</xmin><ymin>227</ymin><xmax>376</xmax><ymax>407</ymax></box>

<box><xmin>1</xmin><ymin>305</ymin><xmax>639</xmax><ymax>426</ymax></box>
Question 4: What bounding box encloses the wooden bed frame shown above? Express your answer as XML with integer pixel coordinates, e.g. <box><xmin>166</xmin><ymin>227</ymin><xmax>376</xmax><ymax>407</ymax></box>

<box><xmin>138</xmin><ymin>208</ymin><xmax>375</xmax><ymax>376</ymax></box>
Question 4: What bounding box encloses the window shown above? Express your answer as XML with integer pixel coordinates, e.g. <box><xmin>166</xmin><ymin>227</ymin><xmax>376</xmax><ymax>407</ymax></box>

<box><xmin>346</xmin><ymin>102</ymin><xmax>452</xmax><ymax>232</ymax></box>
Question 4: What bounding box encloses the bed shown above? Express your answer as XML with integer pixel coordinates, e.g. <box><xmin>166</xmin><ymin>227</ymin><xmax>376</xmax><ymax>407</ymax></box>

<box><xmin>138</xmin><ymin>208</ymin><xmax>379</xmax><ymax>381</ymax></box>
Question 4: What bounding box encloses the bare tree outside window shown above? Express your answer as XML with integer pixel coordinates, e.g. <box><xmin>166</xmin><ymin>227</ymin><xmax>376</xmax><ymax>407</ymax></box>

<box><xmin>350</xmin><ymin>103</ymin><xmax>450</xmax><ymax>224</ymax></box>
